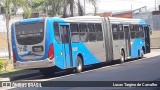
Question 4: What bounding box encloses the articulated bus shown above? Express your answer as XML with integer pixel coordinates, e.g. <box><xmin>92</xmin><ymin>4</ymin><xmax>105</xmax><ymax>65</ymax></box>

<box><xmin>11</xmin><ymin>16</ymin><xmax>150</xmax><ymax>76</ymax></box>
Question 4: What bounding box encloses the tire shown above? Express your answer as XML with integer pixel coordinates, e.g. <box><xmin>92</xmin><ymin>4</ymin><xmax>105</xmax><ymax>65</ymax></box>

<box><xmin>140</xmin><ymin>50</ymin><xmax>144</xmax><ymax>59</ymax></box>
<box><xmin>120</xmin><ymin>50</ymin><xmax>125</xmax><ymax>63</ymax></box>
<box><xmin>75</xmin><ymin>56</ymin><xmax>83</xmax><ymax>73</ymax></box>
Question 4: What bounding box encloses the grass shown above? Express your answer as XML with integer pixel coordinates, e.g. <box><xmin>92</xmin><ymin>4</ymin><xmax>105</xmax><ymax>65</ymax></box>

<box><xmin>0</xmin><ymin>59</ymin><xmax>39</xmax><ymax>76</ymax></box>
<box><xmin>0</xmin><ymin>59</ymin><xmax>20</xmax><ymax>75</ymax></box>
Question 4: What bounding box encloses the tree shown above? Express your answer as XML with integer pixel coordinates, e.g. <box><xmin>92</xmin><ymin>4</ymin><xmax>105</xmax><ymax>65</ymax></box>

<box><xmin>27</xmin><ymin>0</ymin><xmax>44</xmax><ymax>12</ymax></box>
<box><xmin>45</xmin><ymin>0</ymin><xmax>64</xmax><ymax>16</ymax></box>
<box><xmin>77</xmin><ymin>0</ymin><xmax>84</xmax><ymax>16</ymax></box>
<box><xmin>62</xmin><ymin>0</ymin><xmax>97</xmax><ymax>18</ymax></box>
<box><xmin>30</xmin><ymin>0</ymin><xmax>64</xmax><ymax>17</ymax></box>
<box><xmin>88</xmin><ymin>0</ymin><xmax>97</xmax><ymax>15</ymax></box>
<box><xmin>61</xmin><ymin>0</ymin><xmax>75</xmax><ymax>17</ymax></box>
<box><xmin>63</xmin><ymin>0</ymin><xmax>84</xmax><ymax>16</ymax></box>
<box><xmin>30</xmin><ymin>0</ymin><xmax>97</xmax><ymax>17</ymax></box>
<box><xmin>0</xmin><ymin>0</ymin><xmax>31</xmax><ymax>59</ymax></box>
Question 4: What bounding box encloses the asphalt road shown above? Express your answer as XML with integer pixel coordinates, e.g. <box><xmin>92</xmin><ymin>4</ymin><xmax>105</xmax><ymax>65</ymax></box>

<box><xmin>3</xmin><ymin>51</ymin><xmax>160</xmax><ymax>90</ymax></box>
<box><xmin>53</xmin><ymin>56</ymin><xmax>160</xmax><ymax>81</ymax></box>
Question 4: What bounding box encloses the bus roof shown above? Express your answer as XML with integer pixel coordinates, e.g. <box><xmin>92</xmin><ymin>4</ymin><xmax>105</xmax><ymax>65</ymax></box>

<box><xmin>15</xmin><ymin>18</ymin><xmax>44</xmax><ymax>24</ymax></box>
<box><xmin>108</xmin><ymin>17</ymin><xmax>147</xmax><ymax>25</ymax></box>
<box><xmin>14</xmin><ymin>16</ymin><xmax>147</xmax><ymax>25</ymax></box>
<box><xmin>65</xmin><ymin>16</ymin><xmax>147</xmax><ymax>25</ymax></box>
<box><xmin>65</xmin><ymin>16</ymin><xmax>103</xmax><ymax>23</ymax></box>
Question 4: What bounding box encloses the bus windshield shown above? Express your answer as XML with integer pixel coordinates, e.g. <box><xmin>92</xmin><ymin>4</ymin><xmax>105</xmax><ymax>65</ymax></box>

<box><xmin>15</xmin><ymin>22</ymin><xmax>44</xmax><ymax>45</ymax></box>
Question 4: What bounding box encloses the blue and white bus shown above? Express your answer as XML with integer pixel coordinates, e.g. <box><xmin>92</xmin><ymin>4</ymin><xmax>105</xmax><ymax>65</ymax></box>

<box><xmin>11</xmin><ymin>16</ymin><xmax>150</xmax><ymax>76</ymax></box>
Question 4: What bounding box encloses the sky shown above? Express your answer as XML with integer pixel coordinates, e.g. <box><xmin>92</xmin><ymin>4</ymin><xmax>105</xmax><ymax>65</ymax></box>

<box><xmin>84</xmin><ymin>0</ymin><xmax>160</xmax><ymax>13</ymax></box>
<box><xmin>16</xmin><ymin>0</ymin><xmax>160</xmax><ymax>14</ymax></box>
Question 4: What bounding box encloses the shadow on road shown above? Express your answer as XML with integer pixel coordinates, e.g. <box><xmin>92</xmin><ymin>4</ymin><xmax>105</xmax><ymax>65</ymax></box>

<box><xmin>33</xmin><ymin>58</ymin><xmax>143</xmax><ymax>80</ymax></box>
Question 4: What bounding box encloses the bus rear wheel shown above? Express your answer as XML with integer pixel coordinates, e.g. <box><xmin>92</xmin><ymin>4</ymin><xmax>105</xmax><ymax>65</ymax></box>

<box><xmin>120</xmin><ymin>50</ymin><xmax>125</xmax><ymax>63</ymax></box>
<box><xmin>75</xmin><ymin>56</ymin><xmax>83</xmax><ymax>73</ymax></box>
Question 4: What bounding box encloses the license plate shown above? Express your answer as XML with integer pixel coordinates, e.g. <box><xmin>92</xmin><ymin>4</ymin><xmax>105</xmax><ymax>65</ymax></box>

<box><xmin>32</xmin><ymin>46</ymin><xmax>43</xmax><ymax>52</ymax></box>
<box><xmin>20</xmin><ymin>63</ymin><xmax>26</xmax><ymax>67</ymax></box>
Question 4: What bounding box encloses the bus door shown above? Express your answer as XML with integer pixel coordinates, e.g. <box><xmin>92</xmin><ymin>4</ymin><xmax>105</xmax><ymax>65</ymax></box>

<box><xmin>59</xmin><ymin>24</ymin><xmax>73</xmax><ymax>68</ymax></box>
<box><xmin>124</xmin><ymin>26</ymin><xmax>131</xmax><ymax>57</ymax></box>
<box><xmin>144</xmin><ymin>26</ymin><xmax>151</xmax><ymax>53</ymax></box>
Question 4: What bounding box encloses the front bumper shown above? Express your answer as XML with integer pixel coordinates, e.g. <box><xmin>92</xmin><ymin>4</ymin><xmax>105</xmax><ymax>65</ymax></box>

<box><xmin>14</xmin><ymin>58</ymin><xmax>55</xmax><ymax>69</ymax></box>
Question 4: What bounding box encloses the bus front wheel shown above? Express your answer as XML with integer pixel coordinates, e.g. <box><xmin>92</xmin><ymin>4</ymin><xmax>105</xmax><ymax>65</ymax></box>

<box><xmin>75</xmin><ymin>56</ymin><xmax>83</xmax><ymax>73</ymax></box>
<box><xmin>140</xmin><ymin>49</ymin><xmax>144</xmax><ymax>59</ymax></box>
<box><xmin>120</xmin><ymin>50</ymin><xmax>125</xmax><ymax>63</ymax></box>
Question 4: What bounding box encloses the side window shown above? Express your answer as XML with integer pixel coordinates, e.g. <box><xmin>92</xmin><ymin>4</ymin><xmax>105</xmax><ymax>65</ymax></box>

<box><xmin>60</xmin><ymin>26</ymin><xmax>69</xmax><ymax>43</ymax></box>
<box><xmin>118</xmin><ymin>24</ymin><xmax>124</xmax><ymax>39</ymax></box>
<box><xmin>130</xmin><ymin>25</ymin><xmax>136</xmax><ymax>39</ymax></box>
<box><xmin>134</xmin><ymin>25</ymin><xmax>139</xmax><ymax>38</ymax></box>
<box><xmin>95</xmin><ymin>24</ymin><xmax>103</xmax><ymax>41</ymax></box>
<box><xmin>112</xmin><ymin>24</ymin><xmax>118</xmax><ymax>40</ymax></box>
<box><xmin>79</xmin><ymin>23</ymin><xmax>88</xmax><ymax>42</ymax></box>
<box><xmin>88</xmin><ymin>23</ymin><xmax>96</xmax><ymax>42</ymax></box>
<box><xmin>79</xmin><ymin>23</ymin><xmax>87</xmax><ymax>32</ymax></box>
<box><xmin>139</xmin><ymin>25</ymin><xmax>144</xmax><ymax>38</ymax></box>
<box><xmin>70</xmin><ymin>23</ymin><xmax>80</xmax><ymax>42</ymax></box>
<box><xmin>54</xmin><ymin>22</ymin><xmax>60</xmax><ymax>43</ymax></box>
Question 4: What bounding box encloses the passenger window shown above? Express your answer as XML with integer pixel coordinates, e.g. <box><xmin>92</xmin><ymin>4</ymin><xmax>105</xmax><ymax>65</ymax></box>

<box><xmin>70</xmin><ymin>23</ymin><xmax>80</xmax><ymax>42</ymax></box>
<box><xmin>95</xmin><ymin>24</ymin><xmax>103</xmax><ymax>41</ymax></box>
<box><xmin>79</xmin><ymin>23</ymin><xmax>87</xmax><ymax>32</ymax></box>
<box><xmin>118</xmin><ymin>24</ymin><xmax>124</xmax><ymax>39</ymax></box>
<box><xmin>130</xmin><ymin>25</ymin><xmax>136</xmax><ymax>39</ymax></box>
<box><xmin>112</xmin><ymin>24</ymin><xmax>118</xmax><ymax>40</ymax></box>
<box><xmin>60</xmin><ymin>26</ymin><xmax>69</xmax><ymax>43</ymax></box>
<box><xmin>54</xmin><ymin>22</ymin><xmax>60</xmax><ymax>43</ymax></box>
<box><xmin>139</xmin><ymin>25</ymin><xmax>144</xmax><ymax>38</ymax></box>
<box><xmin>79</xmin><ymin>23</ymin><xmax>88</xmax><ymax>42</ymax></box>
<box><xmin>88</xmin><ymin>23</ymin><xmax>95</xmax><ymax>32</ymax></box>
<box><xmin>134</xmin><ymin>25</ymin><xmax>139</xmax><ymax>38</ymax></box>
<box><xmin>88</xmin><ymin>23</ymin><xmax>96</xmax><ymax>42</ymax></box>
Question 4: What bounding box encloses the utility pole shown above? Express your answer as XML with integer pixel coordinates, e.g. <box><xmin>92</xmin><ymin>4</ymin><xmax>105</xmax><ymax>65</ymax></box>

<box><xmin>84</xmin><ymin>0</ymin><xmax>86</xmax><ymax>15</ymax></box>
<box><xmin>155</xmin><ymin>0</ymin><xmax>157</xmax><ymax>10</ymax></box>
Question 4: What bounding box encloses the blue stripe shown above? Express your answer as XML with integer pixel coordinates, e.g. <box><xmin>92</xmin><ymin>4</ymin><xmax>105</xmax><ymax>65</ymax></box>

<box><xmin>131</xmin><ymin>38</ymin><xmax>145</xmax><ymax>58</ymax></box>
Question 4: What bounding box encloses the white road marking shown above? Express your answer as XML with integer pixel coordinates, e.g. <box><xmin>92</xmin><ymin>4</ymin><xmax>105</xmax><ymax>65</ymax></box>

<box><xmin>0</xmin><ymin>87</ymin><xmax>15</xmax><ymax>90</ymax></box>
<box><xmin>0</xmin><ymin>78</ymin><xmax>10</xmax><ymax>81</ymax></box>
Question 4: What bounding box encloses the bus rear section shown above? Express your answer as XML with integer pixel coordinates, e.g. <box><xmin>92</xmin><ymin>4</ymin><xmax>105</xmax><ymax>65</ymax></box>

<box><xmin>108</xmin><ymin>17</ymin><xmax>151</xmax><ymax>63</ymax></box>
<box><xmin>12</xmin><ymin>18</ymin><xmax>55</xmax><ymax>69</ymax></box>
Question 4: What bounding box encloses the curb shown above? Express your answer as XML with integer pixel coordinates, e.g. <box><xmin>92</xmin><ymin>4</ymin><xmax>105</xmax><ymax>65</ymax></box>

<box><xmin>0</xmin><ymin>72</ymin><xmax>41</xmax><ymax>81</ymax></box>
<box><xmin>0</xmin><ymin>77</ymin><xmax>10</xmax><ymax>81</ymax></box>
<box><xmin>9</xmin><ymin>72</ymin><xmax>41</xmax><ymax>81</ymax></box>
<box><xmin>151</xmin><ymin>47</ymin><xmax>160</xmax><ymax>49</ymax></box>
<box><xmin>0</xmin><ymin>70</ymin><xmax>41</xmax><ymax>81</ymax></box>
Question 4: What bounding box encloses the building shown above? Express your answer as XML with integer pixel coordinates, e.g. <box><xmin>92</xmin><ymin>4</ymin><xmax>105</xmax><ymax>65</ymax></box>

<box><xmin>133</xmin><ymin>10</ymin><xmax>160</xmax><ymax>30</ymax></box>
<box><xmin>96</xmin><ymin>6</ymin><xmax>147</xmax><ymax>18</ymax></box>
<box><xmin>96</xmin><ymin>11</ymin><xmax>133</xmax><ymax>18</ymax></box>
